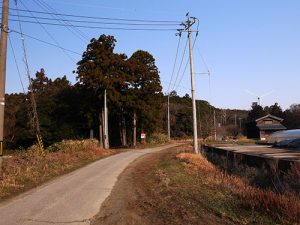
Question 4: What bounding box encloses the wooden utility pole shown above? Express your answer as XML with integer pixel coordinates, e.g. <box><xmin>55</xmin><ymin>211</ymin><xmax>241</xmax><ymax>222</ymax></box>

<box><xmin>0</xmin><ymin>0</ymin><xmax>9</xmax><ymax>157</ymax></box>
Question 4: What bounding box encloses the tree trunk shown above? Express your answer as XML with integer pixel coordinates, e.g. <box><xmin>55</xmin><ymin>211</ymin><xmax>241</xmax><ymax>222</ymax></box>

<box><xmin>133</xmin><ymin>112</ymin><xmax>136</xmax><ymax>147</ymax></box>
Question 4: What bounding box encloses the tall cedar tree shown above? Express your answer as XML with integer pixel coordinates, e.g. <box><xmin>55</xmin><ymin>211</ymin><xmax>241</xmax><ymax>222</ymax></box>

<box><xmin>75</xmin><ymin>35</ymin><xmax>163</xmax><ymax>144</ymax></box>
<box><xmin>75</xmin><ymin>35</ymin><xmax>128</xmax><ymax>106</ymax></box>
<box><xmin>127</xmin><ymin>50</ymin><xmax>162</xmax><ymax>134</ymax></box>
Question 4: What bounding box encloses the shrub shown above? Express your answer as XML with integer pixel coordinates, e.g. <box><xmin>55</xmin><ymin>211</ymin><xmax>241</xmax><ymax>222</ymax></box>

<box><xmin>147</xmin><ymin>133</ymin><xmax>169</xmax><ymax>144</ymax></box>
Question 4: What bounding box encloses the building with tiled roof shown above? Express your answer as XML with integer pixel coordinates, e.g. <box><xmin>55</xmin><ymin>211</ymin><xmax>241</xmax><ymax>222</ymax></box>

<box><xmin>247</xmin><ymin>114</ymin><xmax>286</xmax><ymax>140</ymax></box>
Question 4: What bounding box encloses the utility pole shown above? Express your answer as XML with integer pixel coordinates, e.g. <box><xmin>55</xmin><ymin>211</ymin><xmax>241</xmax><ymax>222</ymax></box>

<box><xmin>133</xmin><ymin>112</ymin><xmax>137</xmax><ymax>147</ymax></box>
<box><xmin>99</xmin><ymin>113</ymin><xmax>103</xmax><ymax>148</ymax></box>
<box><xmin>214</xmin><ymin>110</ymin><xmax>217</xmax><ymax>141</ymax></box>
<box><xmin>0</xmin><ymin>0</ymin><xmax>9</xmax><ymax>158</ymax></box>
<box><xmin>235</xmin><ymin>114</ymin><xmax>237</xmax><ymax>128</ymax></box>
<box><xmin>186</xmin><ymin>14</ymin><xmax>199</xmax><ymax>154</ymax></box>
<box><xmin>104</xmin><ymin>89</ymin><xmax>109</xmax><ymax>149</ymax></box>
<box><xmin>167</xmin><ymin>94</ymin><xmax>170</xmax><ymax>141</ymax></box>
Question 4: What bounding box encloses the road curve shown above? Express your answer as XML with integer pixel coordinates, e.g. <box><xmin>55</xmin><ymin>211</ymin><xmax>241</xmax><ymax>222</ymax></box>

<box><xmin>0</xmin><ymin>143</ymin><xmax>183</xmax><ymax>225</ymax></box>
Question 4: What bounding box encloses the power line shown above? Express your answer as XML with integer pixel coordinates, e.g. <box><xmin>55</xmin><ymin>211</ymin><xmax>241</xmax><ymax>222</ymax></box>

<box><xmin>6</xmin><ymin>7</ymin><xmax>182</xmax><ymax>23</ymax></box>
<box><xmin>10</xmin><ymin>29</ymin><xmax>81</xmax><ymax>55</ymax></box>
<box><xmin>174</xmin><ymin>58</ymin><xmax>189</xmax><ymax>92</ymax></box>
<box><xmin>196</xmin><ymin>45</ymin><xmax>210</xmax><ymax>74</ymax></box>
<box><xmin>171</xmin><ymin>37</ymin><xmax>189</xmax><ymax>91</ymax></box>
<box><xmin>7</xmin><ymin>13</ymin><xmax>180</xmax><ymax>26</ymax></box>
<box><xmin>167</xmin><ymin>34</ymin><xmax>181</xmax><ymax>93</ymax></box>
<box><xmin>8</xmin><ymin>19</ymin><xmax>178</xmax><ymax>31</ymax></box>
<box><xmin>31</xmin><ymin>0</ymin><xmax>88</xmax><ymax>43</ymax></box>
<box><xmin>161</xmin><ymin>80</ymin><xmax>190</xmax><ymax>91</ymax></box>
<box><xmin>18</xmin><ymin>0</ymin><xmax>76</xmax><ymax>63</ymax></box>
<box><xmin>8</xmin><ymin>34</ymin><xmax>26</xmax><ymax>93</ymax></box>
<box><xmin>174</xmin><ymin>33</ymin><xmax>199</xmax><ymax>92</ymax></box>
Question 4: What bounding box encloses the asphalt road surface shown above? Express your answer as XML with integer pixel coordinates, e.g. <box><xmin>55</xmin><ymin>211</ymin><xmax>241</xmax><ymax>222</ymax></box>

<box><xmin>0</xmin><ymin>143</ymin><xmax>183</xmax><ymax>225</ymax></box>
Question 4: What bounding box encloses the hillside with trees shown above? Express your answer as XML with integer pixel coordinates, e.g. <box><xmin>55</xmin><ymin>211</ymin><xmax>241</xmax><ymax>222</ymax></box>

<box><xmin>3</xmin><ymin>34</ymin><xmax>300</xmax><ymax>149</ymax></box>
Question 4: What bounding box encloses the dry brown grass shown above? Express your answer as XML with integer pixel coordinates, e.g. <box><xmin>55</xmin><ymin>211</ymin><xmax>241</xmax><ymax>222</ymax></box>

<box><xmin>176</xmin><ymin>153</ymin><xmax>300</xmax><ymax>224</ymax></box>
<box><xmin>0</xmin><ymin>139</ymin><xmax>115</xmax><ymax>201</ymax></box>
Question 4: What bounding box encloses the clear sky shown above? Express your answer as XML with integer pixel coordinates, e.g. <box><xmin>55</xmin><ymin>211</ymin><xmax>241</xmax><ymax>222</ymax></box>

<box><xmin>4</xmin><ymin>0</ymin><xmax>300</xmax><ymax>110</ymax></box>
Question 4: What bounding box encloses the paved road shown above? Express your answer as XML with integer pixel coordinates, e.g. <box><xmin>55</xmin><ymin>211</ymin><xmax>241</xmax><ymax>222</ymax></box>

<box><xmin>0</xmin><ymin>143</ymin><xmax>183</xmax><ymax>225</ymax></box>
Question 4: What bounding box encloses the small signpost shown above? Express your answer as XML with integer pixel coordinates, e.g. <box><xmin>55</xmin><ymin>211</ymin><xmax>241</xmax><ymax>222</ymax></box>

<box><xmin>141</xmin><ymin>132</ymin><xmax>146</xmax><ymax>144</ymax></box>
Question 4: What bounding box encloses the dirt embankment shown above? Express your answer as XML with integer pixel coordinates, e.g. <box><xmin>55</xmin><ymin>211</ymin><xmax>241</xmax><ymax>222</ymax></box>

<box><xmin>91</xmin><ymin>146</ymin><xmax>231</xmax><ymax>225</ymax></box>
<box><xmin>92</xmin><ymin>145</ymin><xmax>300</xmax><ymax>225</ymax></box>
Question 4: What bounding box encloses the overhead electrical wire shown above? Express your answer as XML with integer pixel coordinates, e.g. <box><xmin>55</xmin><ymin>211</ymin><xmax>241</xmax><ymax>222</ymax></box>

<box><xmin>14</xmin><ymin>0</ymin><xmax>42</xmax><ymax>135</ymax></box>
<box><xmin>5</xmin><ymin>7</ymin><xmax>182</xmax><ymax>23</ymax></box>
<box><xmin>10</xmin><ymin>29</ymin><xmax>81</xmax><ymax>55</ymax></box>
<box><xmin>196</xmin><ymin>45</ymin><xmax>213</xmax><ymax>128</ymax></box>
<box><xmin>161</xmin><ymin>80</ymin><xmax>190</xmax><ymax>92</ymax></box>
<box><xmin>171</xmin><ymin>37</ymin><xmax>189</xmax><ymax>91</ymax></box>
<box><xmin>196</xmin><ymin>45</ymin><xmax>210</xmax><ymax>75</ymax></box>
<box><xmin>8</xmin><ymin>19</ymin><xmax>178</xmax><ymax>31</ymax></box>
<box><xmin>167</xmin><ymin>34</ymin><xmax>182</xmax><ymax>94</ymax></box>
<box><xmin>18</xmin><ymin>0</ymin><xmax>77</xmax><ymax>63</ymax></box>
<box><xmin>8</xmin><ymin>34</ymin><xmax>26</xmax><ymax>93</ymax></box>
<box><xmin>174</xmin><ymin>33</ymin><xmax>199</xmax><ymax>92</ymax></box>
<box><xmin>31</xmin><ymin>0</ymin><xmax>88</xmax><ymax>43</ymax></box>
<box><xmin>7</xmin><ymin>14</ymin><xmax>180</xmax><ymax>26</ymax></box>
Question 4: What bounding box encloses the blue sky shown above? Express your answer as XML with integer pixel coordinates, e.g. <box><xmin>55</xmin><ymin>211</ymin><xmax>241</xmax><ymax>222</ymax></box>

<box><xmin>5</xmin><ymin>0</ymin><xmax>300</xmax><ymax>110</ymax></box>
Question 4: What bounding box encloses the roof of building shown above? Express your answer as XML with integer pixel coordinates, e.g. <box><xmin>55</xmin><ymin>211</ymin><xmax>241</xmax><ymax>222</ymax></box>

<box><xmin>257</xmin><ymin>123</ymin><xmax>286</xmax><ymax>131</ymax></box>
<box><xmin>255</xmin><ymin>114</ymin><xmax>284</xmax><ymax>122</ymax></box>
<box><xmin>268</xmin><ymin>129</ymin><xmax>300</xmax><ymax>143</ymax></box>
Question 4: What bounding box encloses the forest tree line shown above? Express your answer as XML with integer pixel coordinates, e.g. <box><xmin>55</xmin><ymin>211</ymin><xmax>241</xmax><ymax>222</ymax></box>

<box><xmin>3</xmin><ymin>34</ymin><xmax>300</xmax><ymax>149</ymax></box>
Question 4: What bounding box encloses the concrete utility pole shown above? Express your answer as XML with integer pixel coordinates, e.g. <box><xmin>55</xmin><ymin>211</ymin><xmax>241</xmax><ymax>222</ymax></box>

<box><xmin>99</xmin><ymin>113</ymin><xmax>103</xmax><ymax>148</ymax></box>
<box><xmin>235</xmin><ymin>114</ymin><xmax>237</xmax><ymax>128</ymax></box>
<box><xmin>133</xmin><ymin>112</ymin><xmax>137</xmax><ymax>147</ymax></box>
<box><xmin>187</xmin><ymin>15</ymin><xmax>199</xmax><ymax>154</ymax></box>
<box><xmin>167</xmin><ymin>94</ymin><xmax>170</xmax><ymax>141</ymax></box>
<box><xmin>0</xmin><ymin>0</ymin><xmax>9</xmax><ymax>157</ymax></box>
<box><xmin>214</xmin><ymin>110</ymin><xmax>217</xmax><ymax>141</ymax></box>
<box><xmin>104</xmin><ymin>89</ymin><xmax>109</xmax><ymax>149</ymax></box>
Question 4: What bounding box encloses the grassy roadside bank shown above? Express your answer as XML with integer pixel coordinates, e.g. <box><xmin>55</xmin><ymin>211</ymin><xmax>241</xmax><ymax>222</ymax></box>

<box><xmin>0</xmin><ymin>139</ymin><xmax>115</xmax><ymax>202</ymax></box>
<box><xmin>175</xmin><ymin>150</ymin><xmax>300</xmax><ymax>224</ymax></box>
<box><xmin>93</xmin><ymin>145</ymin><xmax>300</xmax><ymax>225</ymax></box>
